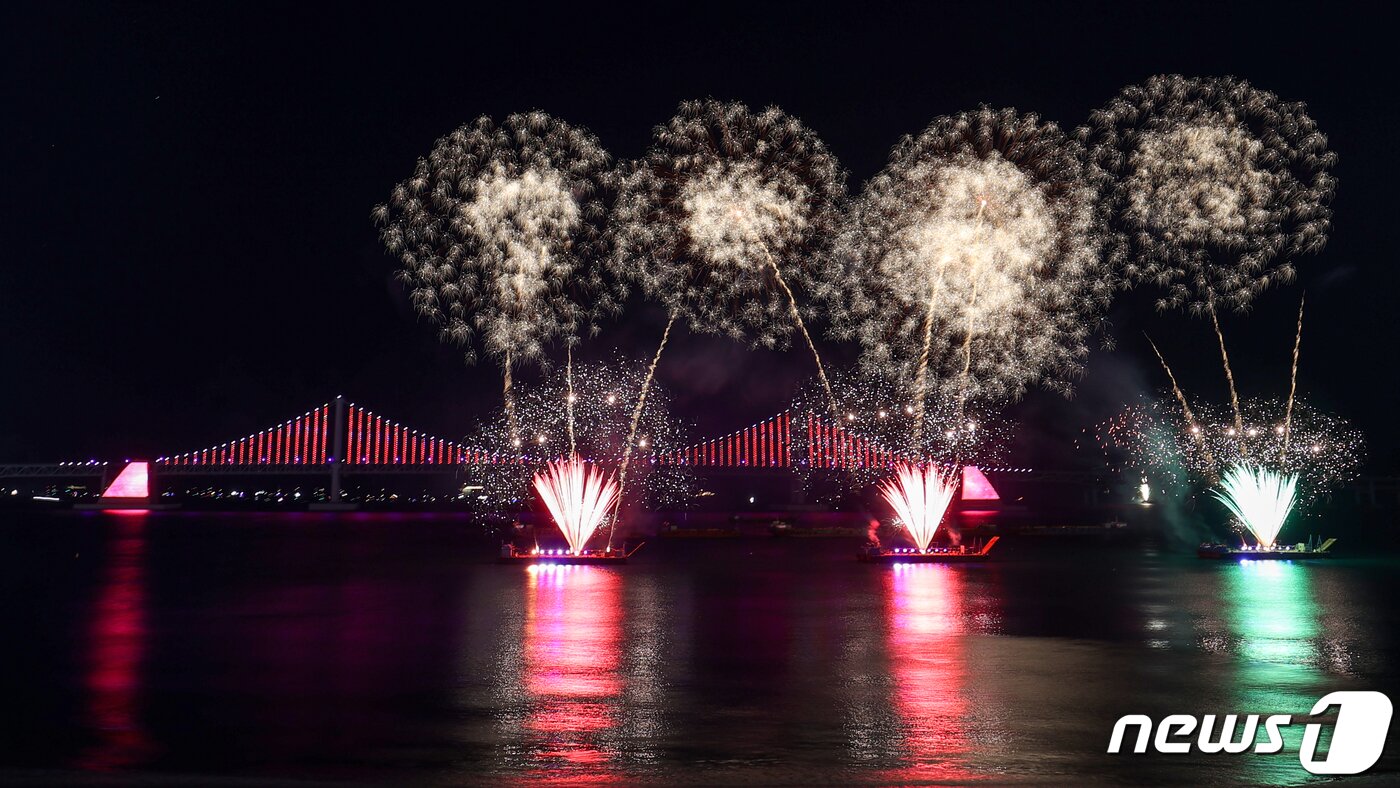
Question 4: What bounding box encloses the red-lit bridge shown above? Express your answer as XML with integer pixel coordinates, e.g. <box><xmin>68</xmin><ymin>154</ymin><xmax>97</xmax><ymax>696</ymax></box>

<box><xmin>151</xmin><ymin>398</ymin><xmax>915</xmax><ymax>472</ymax></box>
<box><xmin>5</xmin><ymin>396</ymin><xmax>997</xmax><ymax>503</ymax></box>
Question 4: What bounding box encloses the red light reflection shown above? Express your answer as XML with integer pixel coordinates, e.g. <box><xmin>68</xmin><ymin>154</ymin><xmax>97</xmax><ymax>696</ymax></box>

<box><xmin>78</xmin><ymin>514</ymin><xmax>153</xmax><ymax>770</ymax></box>
<box><xmin>884</xmin><ymin>564</ymin><xmax>973</xmax><ymax>780</ymax></box>
<box><xmin>521</xmin><ymin>565</ymin><xmax>623</xmax><ymax>782</ymax></box>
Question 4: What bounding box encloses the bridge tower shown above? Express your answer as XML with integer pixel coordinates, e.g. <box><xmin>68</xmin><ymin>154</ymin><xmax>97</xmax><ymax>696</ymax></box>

<box><xmin>329</xmin><ymin>395</ymin><xmax>346</xmax><ymax>503</ymax></box>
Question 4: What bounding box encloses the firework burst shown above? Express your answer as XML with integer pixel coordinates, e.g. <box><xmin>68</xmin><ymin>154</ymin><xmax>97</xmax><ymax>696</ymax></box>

<box><xmin>1211</xmin><ymin>464</ymin><xmax>1298</xmax><ymax>549</ymax></box>
<box><xmin>610</xmin><ymin>99</ymin><xmax>846</xmax><ymax>410</ymax></box>
<box><xmin>878</xmin><ymin>464</ymin><xmax>960</xmax><ymax>551</ymax></box>
<box><xmin>1082</xmin><ymin>75</ymin><xmax>1336</xmax><ymax>314</ymax></box>
<box><xmin>1083</xmin><ymin>77</ymin><xmax>1335</xmax><ymax>432</ymax></box>
<box><xmin>532</xmin><ymin>456</ymin><xmax>621</xmax><ymax>553</ymax></box>
<box><xmin>373</xmin><ymin>112</ymin><xmax>620</xmax><ymax>436</ymax></box>
<box><xmin>821</xmin><ymin>106</ymin><xmax>1111</xmax><ymax>432</ymax></box>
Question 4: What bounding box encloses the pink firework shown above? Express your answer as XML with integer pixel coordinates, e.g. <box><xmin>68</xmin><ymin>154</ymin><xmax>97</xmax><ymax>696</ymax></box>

<box><xmin>877</xmin><ymin>464</ymin><xmax>959</xmax><ymax>551</ymax></box>
<box><xmin>532</xmin><ymin>456</ymin><xmax>621</xmax><ymax>554</ymax></box>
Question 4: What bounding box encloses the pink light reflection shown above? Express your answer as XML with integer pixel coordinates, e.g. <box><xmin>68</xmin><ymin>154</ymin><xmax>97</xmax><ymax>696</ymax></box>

<box><xmin>884</xmin><ymin>564</ymin><xmax>974</xmax><ymax>781</ymax></box>
<box><xmin>521</xmin><ymin>565</ymin><xmax>624</xmax><ymax>782</ymax></box>
<box><xmin>78</xmin><ymin>514</ymin><xmax>154</xmax><ymax>771</ymax></box>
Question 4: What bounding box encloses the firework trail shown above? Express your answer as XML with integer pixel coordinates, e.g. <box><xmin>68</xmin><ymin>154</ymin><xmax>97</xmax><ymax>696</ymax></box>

<box><xmin>374</xmin><ymin>112</ymin><xmax>620</xmax><ymax>443</ymax></box>
<box><xmin>1283</xmin><ymin>294</ymin><xmax>1305</xmax><ymax>455</ymax></box>
<box><xmin>878</xmin><ymin>464</ymin><xmax>959</xmax><ymax>551</ymax></box>
<box><xmin>532</xmin><ymin>456</ymin><xmax>621</xmax><ymax>553</ymax></box>
<box><xmin>1144</xmin><ymin>334</ymin><xmax>1216</xmax><ymax>477</ymax></box>
<box><xmin>1211</xmin><ymin>464</ymin><xmax>1298</xmax><ymax>549</ymax></box>
<box><xmin>611</xmin><ymin>312</ymin><xmax>675</xmax><ymax>550</ymax></box>
<box><xmin>611</xmin><ymin>98</ymin><xmax>848</xmax><ymax>421</ymax></box>
<box><xmin>1207</xmin><ymin>307</ymin><xmax>1245</xmax><ymax>433</ymax></box>
<box><xmin>821</xmin><ymin>107</ymin><xmax>1110</xmax><ymax>449</ymax></box>
<box><xmin>1082</xmin><ymin>75</ymin><xmax>1336</xmax><ymax>426</ymax></box>
<box><xmin>565</xmin><ymin>346</ymin><xmax>576</xmax><ymax>456</ymax></box>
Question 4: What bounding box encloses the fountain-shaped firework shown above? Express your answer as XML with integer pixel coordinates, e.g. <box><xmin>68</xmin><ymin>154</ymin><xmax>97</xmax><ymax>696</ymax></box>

<box><xmin>532</xmin><ymin>456</ymin><xmax>620</xmax><ymax>554</ymax></box>
<box><xmin>1211</xmin><ymin>464</ymin><xmax>1299</xmax><ymax>549</ymax></box>
<box><xmin>877</xmin><ymin>464</ymin><xmax>960</xmax><ymax>552</ymax></box>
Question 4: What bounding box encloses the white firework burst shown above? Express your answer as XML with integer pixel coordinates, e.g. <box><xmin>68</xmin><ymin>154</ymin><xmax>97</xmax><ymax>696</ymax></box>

<box><xmin>374</xmin><ymin>111</ymin><xmax>618</xmax><ymax>367</ymax></box>
<box><xmin>610</xmin><ymin>98</ymin><xmax>846</xmax><ymax>349</ymax></box>
<box><xmin>820</xmin><ymin>106</ymin><xmax>1110</xmax><ymax>410</ymax></box>
<box><xmin>1081</xmin><ymin>74</ymin><xmax>1336</xmax><ymax>313</ymax></box>
<box><xmin>1095</xmin><ymin>396</ymin><xmax>1364</xmax><ymax>509</ymax></box>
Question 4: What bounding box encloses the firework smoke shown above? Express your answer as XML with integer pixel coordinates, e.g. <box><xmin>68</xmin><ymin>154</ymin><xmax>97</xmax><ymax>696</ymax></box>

<box><xmin>822</xmin><ymin>107</ymin><xmax>1110</xmax><ymax>432</ymax></box>
<box><xmin>611</xmin><ymin>99</ymin><xmax>847</xmax><ymax>414</ymax></box>
<box><xmin>878</xmin><ymin>464</ymin><xmax>959</xmax><ymax>551</ymax></box>
<box><xmin>1211</xmin><ymin>464</ymin><xmax>1298</xmax><ymax>549</ymax></box>
<box><xmin>374</xmin><ymin>112</ymin><xmax>619</xmax><ymax>438</ymax></box>
<box><xmin>532</xmin><ymin>456</ymin><xmax>620</xmax><ymax>553</ymax></box>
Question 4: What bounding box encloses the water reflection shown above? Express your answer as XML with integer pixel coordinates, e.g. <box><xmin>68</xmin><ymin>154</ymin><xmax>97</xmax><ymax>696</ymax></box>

<box><xmin>78</xmin><ymin>512</ymin><xmax>153</xmax><ymax>770</ymax></box>
<box><xmin>515</xmin><ymin>565</ymin><xmax>625</xmax><ymax>783</ymax></box>
<box><xmin>883</xmin><ymin>564</ymin><xmax>974</xmax><ymax>781</ymax></box>
<box><xmin>1225</xmin><ymin>560</ymin><xmax>1321</xmax><ymax>706</ymax></box>
<box><xmin>1218</xmin><ymin>560</ymin><xmax>1329</xmax><ymax>783</ymax></box>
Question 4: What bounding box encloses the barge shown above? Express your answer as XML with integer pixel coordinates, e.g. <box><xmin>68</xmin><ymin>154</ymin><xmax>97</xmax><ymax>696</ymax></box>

<box><xmin>1197</xmin><ymin>538</ymin><xmax>1336</xmax><ymax>560</ymax></box>
<box><xmin>498</xmin><ymin>542</ymin><xmax>644</xmax><ymax>565</ymax></box>
<box><xmin>857</xmin><ymin>536</ymin><xmax>999</xmax><ymax>564</ymax></box>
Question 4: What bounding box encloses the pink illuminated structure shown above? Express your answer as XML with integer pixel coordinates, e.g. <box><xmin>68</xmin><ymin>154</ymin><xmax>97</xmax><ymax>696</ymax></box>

<box><xmin>101</xmin><ymin>462</ymin><xmax>149</xmax><ymax>499</ymax></box>
<box><xmin>960</xmin><ymin>466</ymin><xmax>1000</xmax><ymax>501</ymax></box>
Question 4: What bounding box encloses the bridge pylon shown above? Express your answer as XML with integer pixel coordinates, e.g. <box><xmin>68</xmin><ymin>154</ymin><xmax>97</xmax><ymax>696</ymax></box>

<box><xmin>330</xmin><ymin>395</ymin><xmax>346</xmax><ymax>503</ymax></box>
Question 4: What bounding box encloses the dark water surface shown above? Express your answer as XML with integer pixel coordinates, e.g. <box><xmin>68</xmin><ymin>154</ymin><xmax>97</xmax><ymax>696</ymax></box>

<box><xmin>2</xmin><ymin>510</ymin><xmax>1399</xmax><ymax>785</ymax></box>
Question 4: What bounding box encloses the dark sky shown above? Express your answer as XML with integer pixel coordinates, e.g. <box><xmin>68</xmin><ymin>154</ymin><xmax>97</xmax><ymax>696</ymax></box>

<box><xmin>2</xmin><ymin>1</ymin><xmax>1395</xmax><ymax>470</ymax></box>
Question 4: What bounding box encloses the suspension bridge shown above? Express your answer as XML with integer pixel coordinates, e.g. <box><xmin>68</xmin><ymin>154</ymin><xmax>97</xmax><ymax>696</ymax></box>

<box><xmin>1</xmin><ymin>396</ymin><xmax>1011</xmax><ymax>504</ymax></box>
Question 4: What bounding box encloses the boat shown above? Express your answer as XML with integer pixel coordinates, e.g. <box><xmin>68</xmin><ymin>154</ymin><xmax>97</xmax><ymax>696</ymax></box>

<box><xmin>498</xmin><ymin>542</ymin><xmax>645</xmax><ymax>565</ymax></box>
<box><xmin>857</xmin><ymin>536</ymin><xmax>999</xmax><ymax>564</ymax></box>
<box><xmin>1197</xmin><ymin>537</ymin><xmax>1336</xmax><ymax>560</ymax></box>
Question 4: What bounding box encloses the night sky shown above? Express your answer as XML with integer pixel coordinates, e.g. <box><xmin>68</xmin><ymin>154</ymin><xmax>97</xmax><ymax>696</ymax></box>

<box><xmin>3</xmin><ymin>2</ymin><xmax>1395</xmax><ymax>471</ymax></box>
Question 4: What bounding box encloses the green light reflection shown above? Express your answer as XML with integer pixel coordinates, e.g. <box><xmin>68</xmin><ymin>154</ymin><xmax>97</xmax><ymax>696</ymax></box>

<box><xmin>1222</xmin><ymin>559</ymin><xmax>1328</xmax><ymax>783</ymax></box>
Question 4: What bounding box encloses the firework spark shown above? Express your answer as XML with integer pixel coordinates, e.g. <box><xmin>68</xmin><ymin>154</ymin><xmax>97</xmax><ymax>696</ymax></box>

<box><xmin>791</xmin><ymin>368</ymin><xmax>1010</xmax><ymax>495</ymax></box>
<box><xmin>466</xmin><ymin>358</ymin><xmax>693</xmax><ymax>511</ymax></box>
<box><xmin>1211</xmin><ymin>464</ymin><xmax>1298</xmax><ymax>549</ymax></box>
<box><xmin>532</xmin><ymin>456</ymin><xmax>620</xmax><ymax>554</ymax></box>
<box><xmin>878</xmin><ymin>464</ymin><xmax>959</xmax><ymax>551</ymax></box>
<box><xmin>374</xmin><ymin>112</ymin><xmax>619</xmax><ymax>437</ymax></box>
<box><xmin>1096</xmin><ymin>396</ymin><xmax>1363</xmax><ymax>509</ymax></box>
<box><xmin>1082</xmin><ymin>75</ymin><xmax>1336</xmax><ymax>314</ymax></box>
<box><xmin>611</xmin><ymin>99</ymin><xmax>847</xmax><ymax>414</ymax></box>
<box><xmin>822</xmin><ymin>107</ymin><xmax>1111</xmax><ymax>426</ymax></box>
